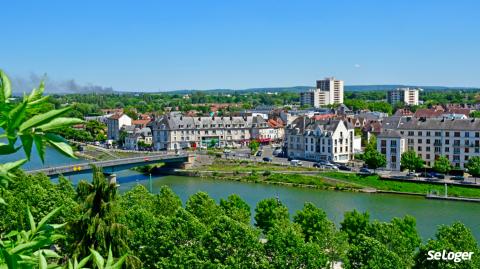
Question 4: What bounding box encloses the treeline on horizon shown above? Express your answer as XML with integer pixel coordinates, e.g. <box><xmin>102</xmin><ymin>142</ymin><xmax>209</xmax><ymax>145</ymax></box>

<box><xmin>37</xmin><ymin>88</ymin><xmax>480</xmax><ymax>120</ymax></box>
<box><xmin>1</xmin><ymin>169</ymin><xmax>479</xmax><ymax>268</ymax></box>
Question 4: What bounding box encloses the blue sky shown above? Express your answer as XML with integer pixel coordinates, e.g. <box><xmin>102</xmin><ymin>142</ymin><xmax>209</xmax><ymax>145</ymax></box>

<box><xmin>1</xmin><ymin>0</ymin><xmax>479</xmax><ymax>91</ymax></box>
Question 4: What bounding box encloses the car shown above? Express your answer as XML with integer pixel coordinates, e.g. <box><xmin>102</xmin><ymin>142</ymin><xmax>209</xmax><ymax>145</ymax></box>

<box><xmin>420</xmin><ymin>172</ymin><xmax>435</xmax><ymax>178</ymax></box>
<box><xmin>273</xmin><ymin>149</ymin><xmax>282</xmax><ymax>156</ymax></box>
<box><xmin>324</xmin><ymin>164</ymin><xmax>339</xmax><ymax>170</ymax></box>
<box><xmin>290</xmin><ymin>160</ymin><xmax>303</xmax><ymax>166</ymax></box>
<box><xmin>359</xmin><ymin>168</ymin><xmax>374</xmax><ymax>175</ymax></box>
<box><xmin>407</xmin><ymin>171</ymin><xmax>419</xmax><ymax>177</ymax></box>
<box><xmin>434</xmin><ymin>173</ymin><xmax>445</xmax><ymax>179</ymax></box>
<box><xmin>263</xmin><ymin>157</ymin><xmax>272</xmax><ymax>162</ymax></box>
<box><xmin>256</xmin><ymin>151</ymin><xmax>263</xmax><ymax>157</ymax></box>
<box><xmin>337</xmin><ymin>165</ymin><xmax>352</xmax><ymax>171</ymax></box>
<box><xmin>451</xmin><ymin>176</ymin><xmax>465</xmax><ymax>181</ymax></box>
<box><xmin>318</xmin><ymin>160</ymin><xmax>332</xmax><ymax>166</ymax></box>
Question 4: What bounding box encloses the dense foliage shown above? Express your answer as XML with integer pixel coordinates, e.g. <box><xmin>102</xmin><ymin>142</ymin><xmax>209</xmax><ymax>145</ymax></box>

<box><xmin>1</xmin><ymin>172</ymin><xmax>479</xmax><ymax>268</ymax></box>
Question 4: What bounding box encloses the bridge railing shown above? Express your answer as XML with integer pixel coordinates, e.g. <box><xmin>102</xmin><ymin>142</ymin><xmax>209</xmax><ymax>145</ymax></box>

<box><xmin>26</xmin><ymin>153</ymin><xmax>191</xmax><ymax>174</ymax></box>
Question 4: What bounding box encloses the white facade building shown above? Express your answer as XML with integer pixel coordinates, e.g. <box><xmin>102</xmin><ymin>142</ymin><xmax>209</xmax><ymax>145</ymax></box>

<box><xmin>387</xmin><ymin>88</ymin><xmax>420</xmax><ymax>106</ymax></box>
<box><xmin>285</xmin><ymin>117</ymin><xmax>354</xmax><ymax>163</ymax></box>
<box><xmin>149</xmin><ymin>113</ymin><xmax>253</xmax><ymax>151</ymax></box>
<box><xmin>377</xmin><ymin>130</ymin><xmax>406</xmax><ymax>171</ymax></box>
<box><xmin>300</xmin><ymin>77</ymin><xmax>344</xmax><ymax>108</ymax></box>
<box><xmin>107</xmin><ymin>114</ymin><xmax>132</xmax><ymax>141</ymax></box>
<box><xmin>380</xmin><ymin>117</ymin><xmax>480</xmax><ymax>169</ymax></box>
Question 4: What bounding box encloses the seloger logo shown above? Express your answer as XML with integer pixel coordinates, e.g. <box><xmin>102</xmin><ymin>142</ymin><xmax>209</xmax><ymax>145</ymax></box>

<box><xmin>427</xmin><ymin>250</ymin><xmax>474</xmax><ymax>262</ymax></box>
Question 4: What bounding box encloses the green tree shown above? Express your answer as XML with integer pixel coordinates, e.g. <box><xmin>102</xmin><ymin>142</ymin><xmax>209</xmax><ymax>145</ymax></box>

<box><xmin>364</xmin><ymin>134</ymin><xmax>377</xmax><ymax>153</ymax></box>
<box><xmin>466</xmin><ymin>156</ymin><xmax>480</xmax><ymax>183</ymax></box>
<box><xmin>205</xmin><ymin>216</ymin><xmax>267</xmax><ymax>268</ymax></box>
<box><xmin>254</xmin><ymin>198</ymin><xmax>289</xmax><ymax>233</ymax></box>
<box><xmin>433</xmin><ymin>156</ymin><xmax>452</xmax><ymax>174</ymax></box>
<box><xmin>155</xmin><ymin>209</ymin><xmax>208</xmax><ymax>268</ymax></box>
<box><xmin>367</xmin><ymin>216</ymin><xmax>421</xmax><ymax>268</ymax></box>
<box><xmin>248</xmin><ymin>139</ymin><xmax>260</xmax><ymax>154</ymax></box>
<box><xmin>345</xmin><ymin>235</ymin><xmax>403</xmax><ymax>269</ymax></box>
<box><xmin>363</xmin><ymin>149</ymin><xmax>386</xmax><ymax>172</ymax></box>
<box><xmin>294</xmin><ymin>202</ymin><xmax>348</xmax><ymax>267</ymax></box>
<box><xmin>414</xmin><ymin>222</ymin><xmax>480</xmax><ymax>268</ymax></box>
<box><xmin>154</xmin><ymin>186</ymin><xmax>182</xmax><ymax>217</ymax></box>
<box><xmin>68</xmin><ymin>167</ymin><xmax>132</xmax><ymax>265</ymax></box>
<box><xmin>264</xmin><ymin>220</ymin><xmax>328</xmax><ymax>269</ymax></box>
<box><xmin>401</xmin><ymin>150</ymin><xmax>424</xmax><ymax>172</ymax></box>
<box><xmin>340</xmin><ymin>210</ymin><xmax>370</xmax><ymax>244</ymax></box>
<box><xmin>219</xmin><ymin>194</ymin><xmax>251</xmax><ymax>225</ymax></box>
<box><xmin>185</xmin><ymin>192</ymin><xmax>222</xmax><ymax>224</ymax></box>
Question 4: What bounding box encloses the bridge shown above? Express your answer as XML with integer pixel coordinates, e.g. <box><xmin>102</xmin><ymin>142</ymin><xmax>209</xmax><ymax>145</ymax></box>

<box><xmin>26</xmin><ymin>153</ymin><xmax>195</xmax><ymax>177</ymax></box>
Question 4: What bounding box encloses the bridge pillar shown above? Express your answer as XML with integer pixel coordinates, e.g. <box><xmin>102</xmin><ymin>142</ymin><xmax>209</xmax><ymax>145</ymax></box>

<box><xmin>183</xmin><ymin>154</ymin><xmax>196</xmax><ymax>169</ymax></box>
<box><xmin>105</xmin><ymin>173</ymin><xmax>117</xmax><ymax>185</ymax></box>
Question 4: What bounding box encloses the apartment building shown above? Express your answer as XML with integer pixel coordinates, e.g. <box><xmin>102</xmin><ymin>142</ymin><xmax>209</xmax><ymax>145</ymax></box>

<box><xmin>300</xmin><ymin>77</ymin><xmax>344</xmax><ymax>107</ymax></box>
<box><xmin>387</xmin><ymin>88</ymin><xmax>420</xmax><ymax>106</ymax></box>
<box><xmin>377</xmin><ymin>130</ymin><xmax>406</xmax><ymax>171</ymax></box>
<box><xmin>148</xmin><ymin>113</ymin><xmax>253</xmax><ymax>150</ymax></box>
<box><xmin>380</xmin><ymin>117</ymin><xmax>480</xmax><ymax>169</ymax></box>
<box><xmin>285</xmin><ymin>117</ymin><xmax>354</xmax><ymax>163</ymax></box>
<box><xmin>107</xmin><ymin>113</ymin><xmax>132</xmax><ymax>141</ymax></box>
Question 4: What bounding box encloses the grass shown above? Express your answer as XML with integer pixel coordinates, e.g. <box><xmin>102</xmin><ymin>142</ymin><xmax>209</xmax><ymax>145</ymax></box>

<box><xmin>319</xmin><ymin>171</ymin><xmax>480</xmax><ymax>198</ymax></box>
<box><xmin>195</xmin><ymin>159</ymin><xmax>317</xmax><ymax>172</ymax></box>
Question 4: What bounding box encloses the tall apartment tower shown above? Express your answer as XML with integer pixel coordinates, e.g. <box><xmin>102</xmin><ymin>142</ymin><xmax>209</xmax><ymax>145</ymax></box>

<box><xmin>300</xmin><ymin>77</ymin><xmax>344</xmax><ymax>108</ymax></box>
<box><xmin>387</xmin><ymin>87</ymin><xmax>420</xmax><ymax>106</ymax></box>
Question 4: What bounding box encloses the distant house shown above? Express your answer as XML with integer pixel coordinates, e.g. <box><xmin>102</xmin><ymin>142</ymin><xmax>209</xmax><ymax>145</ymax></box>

<box><xmin>285</xmin><ymin>117</ymin><xmax>355</xmax><ymax>163</ymax></box>
<box><xmin>124</xmin><ymin>127</ymin><xmax>153</xmax><ymax>150</ymax></box>
<box><xmin>107</xmin><ymin>113</ymin><xmax>132</xmax><ymax>141</ymax></box>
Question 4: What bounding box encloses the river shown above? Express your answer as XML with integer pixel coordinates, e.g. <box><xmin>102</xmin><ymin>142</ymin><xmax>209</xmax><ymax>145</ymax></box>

<box><xmin>5</xmin><ymin>147</ymin><xmax>480</xmax><ymax>241</ymax></box>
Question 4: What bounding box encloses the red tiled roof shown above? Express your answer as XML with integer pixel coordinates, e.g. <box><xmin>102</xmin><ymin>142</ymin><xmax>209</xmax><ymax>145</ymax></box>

<box><xmin>132</xmin><ymin>119</ymin><xmax>150</xmax><ymax>126</ymax></box>
<box><xmin>414</xmin><ymin>109</ymin><xmax>444</xmax><ymax>118</ymax></box>
<box><xmin>446</xmin><ymin>108</ymin><xmax>471</xmax><ymax>117</ymax></box>
<box><xmin>311</xmin><ymin>114</ymin><xmax>335</xmax><ymax>121</ymax></box>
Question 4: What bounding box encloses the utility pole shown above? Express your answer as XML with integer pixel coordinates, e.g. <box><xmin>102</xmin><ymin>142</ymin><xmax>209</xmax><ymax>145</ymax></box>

<box><xmin>149</xmin><ymin>173</ymin><xmax>153</xmax><ymax>193</ymax></box>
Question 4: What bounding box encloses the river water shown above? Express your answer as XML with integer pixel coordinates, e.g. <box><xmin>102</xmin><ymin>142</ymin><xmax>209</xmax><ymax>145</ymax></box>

<box><xmin>4</xmin><ymin>147</ymin><xmax>480</xmax><ymax>241</ymax></box>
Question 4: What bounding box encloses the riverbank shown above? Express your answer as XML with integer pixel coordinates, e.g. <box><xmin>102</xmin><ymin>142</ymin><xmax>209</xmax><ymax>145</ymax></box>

<box><xmin>178</xmin><ymin>159</ymin><xmax>480</xmax><ymax>199</ymax></box>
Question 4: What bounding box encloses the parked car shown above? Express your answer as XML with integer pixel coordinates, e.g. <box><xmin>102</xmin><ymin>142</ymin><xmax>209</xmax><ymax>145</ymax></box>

<box><xmin>434</xmin><ymin>173</ymin><xmax>445</xmax><ymax>179</ymax></box>
<box><xmin>451</xmin><ymin>176</ymin><xmax>465</xmax><ymax>181</ymax></box>
<box><xmin>358</xmin><ymin>168</ymin><xmax>374</xmax><ymax>175</ymax></box>
<box><xmin>273</xmin><ymin>149</ymin><xmax>282</xmax><ymax>156</ymax></box>
<box><xmin>420</xmin><ymin>171</ymin><xmax>435</xmax><ymax>178</ymax></box>
<box><xmin>324</xmin><ymin>164</ymin><xmax>339</xmax><ymax>170</ymax></box>
<box><xmin>290</xmin><ymin>160</ymin><xmax>303</xmax><ymax>166</ymax></box>
<box><xmin>256</xmin><ymin>151</ymin><xmax>263</xmax><ymax>157</ymax></box>
<box><xmin>407</xmin><ymin>171</ymin><xmax>419</xmax><ymax>178</ymax></box>
<box><xmin>337</xmin><ymin>165</ymin><xmax>352</xmax><ymax>171</ymax></box>
<box><xmin>263</xmin><ymin>157</ymin><xmax>272</xmax><ymax>162</ymax></box>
